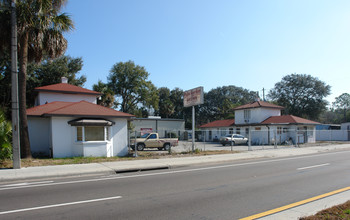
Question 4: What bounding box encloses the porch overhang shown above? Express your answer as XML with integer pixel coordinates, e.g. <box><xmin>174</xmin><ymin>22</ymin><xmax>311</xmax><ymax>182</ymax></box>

<box><xmin>68</xmin><ymin>118</ymin><xmax>115</xmax><ymax>126</ymax></box>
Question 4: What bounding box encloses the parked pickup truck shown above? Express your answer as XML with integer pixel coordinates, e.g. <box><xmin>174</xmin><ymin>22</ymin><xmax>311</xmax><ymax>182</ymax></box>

<box><xmin>130</xmin><ymin>133</ymin><xmax>179</xmax><ymax>151</ymax></box>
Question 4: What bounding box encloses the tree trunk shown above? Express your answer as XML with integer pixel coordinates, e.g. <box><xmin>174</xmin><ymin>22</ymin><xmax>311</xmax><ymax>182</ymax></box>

<box><xmin>18</xmin><ymin>32</ymin><xmax>32</xmax><ymax>159</ymax></box>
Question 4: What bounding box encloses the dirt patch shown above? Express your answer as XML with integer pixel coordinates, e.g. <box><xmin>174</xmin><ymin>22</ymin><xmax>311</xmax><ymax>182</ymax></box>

<box><xmin>299</xmin><ymin>200</ymin><xmax>350</xmax><ymax>220</ymax></box>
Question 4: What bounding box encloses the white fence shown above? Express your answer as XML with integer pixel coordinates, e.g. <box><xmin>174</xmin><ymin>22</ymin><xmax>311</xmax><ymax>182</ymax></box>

<box><xmin>128</xmin><ymin>129</ymin><xmax>350</xmax><ymax>153</ymax></box>
<box><xmin>315</xmin><ymin>130</ymin><xmax>350</xmax><ymax>141</ymax></box>
<box><xmin>129</xmin><ymin>128</ymin><xmax>341</xmax><ymax>145</ymax></box>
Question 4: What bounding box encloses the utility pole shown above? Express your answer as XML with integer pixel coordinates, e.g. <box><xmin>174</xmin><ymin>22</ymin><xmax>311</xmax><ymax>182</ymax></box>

<box><xmin>11</xmin><ymin>0</ymin><xmax>21</xmax><ymax>169</ymax></box>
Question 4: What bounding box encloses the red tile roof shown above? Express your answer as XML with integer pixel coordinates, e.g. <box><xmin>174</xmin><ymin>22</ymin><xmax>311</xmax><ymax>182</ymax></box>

<box><xmin>234</xmin><ymin>101</ymin><xmax>284</xmax><ymax>110</ymax></box>
<box><xmin>261</xmin><ymin>115</ymin><xmax>320</xmax><ymax>125</ymax></box>
<box><xmin>27</xmin><ymin>101</ymin><xmax>134</xmax><ymax>118</ymax></box>
<box><xmin>35</xmin><ymin>83</ymin><xmax>101</xmax><ymax>96</ymax></box>
<box><xmin>200</xmin><ymin>119</ymin><xmax>235</xmax><ymax>128</ymax></box>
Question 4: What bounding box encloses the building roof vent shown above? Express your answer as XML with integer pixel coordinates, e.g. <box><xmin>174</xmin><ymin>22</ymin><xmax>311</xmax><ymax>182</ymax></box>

<box><xmin>61</xmin><ymin>77</ymin><xmax>68</xmax><ymax>84</ymax></box>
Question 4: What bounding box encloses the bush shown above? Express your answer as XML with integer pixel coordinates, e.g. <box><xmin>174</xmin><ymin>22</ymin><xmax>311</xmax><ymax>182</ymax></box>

<box><xmin>0</xmin><ymin>110</ymin><xmax>12</xmax><ymax>160</ymax></box>
<box><xmin>166</xmin><ymin>132</ymin><xmax>178</xmax><ymax>138</ymax></box>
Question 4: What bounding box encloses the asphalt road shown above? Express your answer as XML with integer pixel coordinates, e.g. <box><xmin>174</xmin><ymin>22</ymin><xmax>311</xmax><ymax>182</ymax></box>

<box><xmin>1</xmin><ymin>150</ymin><xmax>350</xmax><ymax>219</ymax></box>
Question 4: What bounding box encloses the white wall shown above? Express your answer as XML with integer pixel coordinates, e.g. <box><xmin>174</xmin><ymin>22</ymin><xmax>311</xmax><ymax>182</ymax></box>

<box><xmin>82</xmin><ymin>142</ymin><xmax>108</xmax><ymax>157</ymax></box>
<box><xmin>51</xmin><ymin>117</ymin><xmax>75</xmax><ymax>158</ymax></box>
<box><xmin>132</xmin><ymin>119</ymin><xmax>185</xmax><ymax>138</ymax></box>
<box><xmin>341</xmin><ymin>122</ymin><xmax>350</xmax><ymax>130</ymax></box>
<box><xmin>28</xmin><ymin>117</ymin><xmax>51</xmax><ymax>157</ymax></box>
<box><xmin>235</xmin><ymin>108</ymin><xmax>281</xmax><ymax>124</ymax></box>
<box><xmin>49</xmin><ymin>117</ymin><xmax>129</xmax><ymax>158</ymax></box>
<box><xmin>316</xmin><ymin>130</ymin><xmax>349</xmax><ymax>141</ymax></box>
<box><xmin>110</xmin><ymin>118</ymin><xmax>129</xmax><ymax>156</ymax></box>
<box><xmin>36</xmin><ymin>92</ymin><xmax>97</xmax><ymax>105</ymax></box>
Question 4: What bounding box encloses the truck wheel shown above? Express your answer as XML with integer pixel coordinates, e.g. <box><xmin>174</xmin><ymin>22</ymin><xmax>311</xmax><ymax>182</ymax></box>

<box><xmin>163</xmin><ymin>143</ymin><xmax>171</xmax><ymax>151</ymax></box>
<box><xmin>137</xmin><ymin>143</ymin><xmax>145</xmax><ymax>151</ymax></box>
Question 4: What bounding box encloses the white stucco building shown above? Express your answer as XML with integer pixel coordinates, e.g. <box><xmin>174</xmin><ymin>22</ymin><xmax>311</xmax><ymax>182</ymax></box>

<box><xmin>200</xmin><ymin>100</ymin><xmax>319</xmax><ymax>145</ymax></box>
<box><xmin>27</xmin><ymin>78</ymin><xmax>134</xmax><ymax>158</ymax></box>
<box><xmin>131</xmin><ymin>117</ymin><xmax>185</xmax><ymax>138</ymax></box>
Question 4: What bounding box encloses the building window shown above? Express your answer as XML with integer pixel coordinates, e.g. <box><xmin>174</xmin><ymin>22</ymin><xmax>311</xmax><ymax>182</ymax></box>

<box><xmin>221</xmin><ymin>129</ymin><xmax>226</xmax><ymax>136</ymax></box>
<box><xmin>236</xmin><ymin>128</ymin><xmax>241</xmax><ymax>134</ymax></box>
<box><xmin>76</xmin><ymin>126</ymin><xmax>109</xmax><ymax>142</ymax></box>
<box><xmin>77</xmin><ymin>127</ymin><xmax>83</xmax><ymax>141</ymax></box>
<box><xmin>85</xmin><ymin>126</ymin><xmax>104</xmax><ymax>141</ymax></box>
<box><xmin>277</xmin><ymin>127</ymin><xmax>282</xmax><ymax>134</ymax></box>
<box><xmin>229</xmin><ymin>128</ymin><xmax>233</xmax><ymax>134</ymax></box>
<box><xmin>244</xmin><ymin>110</ymin><xmax>251</xmax><ymax>119</ymax></box>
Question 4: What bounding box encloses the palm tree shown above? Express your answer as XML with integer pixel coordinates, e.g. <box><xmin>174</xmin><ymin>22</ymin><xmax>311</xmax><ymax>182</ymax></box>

<box><xmin>0</xmin><ymin>0</ymin><xmax>74</xmax><ymax>158</ymax></box>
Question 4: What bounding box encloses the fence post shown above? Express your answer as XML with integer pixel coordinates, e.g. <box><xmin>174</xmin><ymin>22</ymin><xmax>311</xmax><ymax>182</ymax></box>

<box><xmin>204</xmin><ymin>131</ymin><xmax>206</xmax><ymax>152</ymax></box>
<box><xmin>274</xmin><ymin>128</ymin><xmax>277</xmax><ymax>149</ymax></box>
<box><xmin>295</xmin><ymin>128</ymin><xmax>298</xmax><ymax>147</ymax></box>
<box><xmin>330</xmin><ymin>129</ymin><xmax>333</xmax><ymax>142</ymax></box>
<box><xmin>248</xmin><ymin>126</ymin><xmax>252</xmax><ymax>151</ymax></box>
<box><xmin>134</xmin><ymin>130</ymin><xmax>138</xmax><ymax>157</ymax></box>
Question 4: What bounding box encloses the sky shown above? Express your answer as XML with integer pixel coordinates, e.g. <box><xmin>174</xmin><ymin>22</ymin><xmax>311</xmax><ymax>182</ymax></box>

<box><xmin>63</xmin><ymin>0</ymin><xmax>350</xmax><ymax>105</ymax></box>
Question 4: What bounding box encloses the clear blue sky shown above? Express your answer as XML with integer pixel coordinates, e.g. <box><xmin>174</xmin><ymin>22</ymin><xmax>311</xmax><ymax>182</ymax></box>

<box><xmin>63</xmin><ymin>0</ymin><xmax>350</xmax><ymax>105</ymax></box>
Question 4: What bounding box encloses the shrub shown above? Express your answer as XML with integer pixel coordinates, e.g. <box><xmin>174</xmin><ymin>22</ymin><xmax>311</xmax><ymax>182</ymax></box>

<box><xmin>0</xmin><ymin>110</ymin><xmax>12</xmax><ymax>160</ymax></box>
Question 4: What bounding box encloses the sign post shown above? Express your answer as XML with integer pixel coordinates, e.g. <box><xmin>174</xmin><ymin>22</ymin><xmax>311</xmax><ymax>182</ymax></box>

<box><xmin>184</xmin><ymin>87</ymin><xmax>204</xmax><ymax>152</ymax></box>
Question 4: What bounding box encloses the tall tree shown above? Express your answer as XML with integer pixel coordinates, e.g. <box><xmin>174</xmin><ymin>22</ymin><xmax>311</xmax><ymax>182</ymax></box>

<box><xmin>0</xmin><ymin>0</ymin><xmax>74</xmax><ymax>158</ymax></box>
<box><xmin>268</xmin><ymin>73</ymin><xmax>331</xmax><ymax>120</ymax></box>
<box><xmin>156</xmin><ymin>87</ymin><xmax>175</xmax><ymax>118</ymax></box>
<box><xmin>169</xmin><ymin>88</ymin><xmax>186</xmax><ymax>119</ymax></box>
<box><xmin>107</xmin><ymin>61</ymin><xmax>159</xmax><ymax>116</ymax></box>
<box><xmin>200</xmin><ymin>85</ymin><xmax>257</xmax><ymax>123</ymax></box>
<box><xmin>27</xmin><ymin>55</ymin><xmax>85</xmax><ymax>107</ymax></box>
<box><xmin>332</xmin><ymin>93</ymin><xmax>350</xmax><ymax>123</ymax></box>
<box><xmin>92</xmin><ymin>80</ymin><xmax>115</xmax><ymax>108</ymax></box>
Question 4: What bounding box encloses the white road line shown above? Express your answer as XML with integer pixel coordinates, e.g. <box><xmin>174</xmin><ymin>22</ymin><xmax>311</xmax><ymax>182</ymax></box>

<box><xmin>0</xmin><ymin>196</ymin><xmax>122</xmax><ymax>215</ymax></box>
<box><xmin>297</xmin><ymin>163</ymin><xmax>330</xmax><ymax>170</ymax></box>
<box><xmin>0</xmin><ymin>150</ymin><xmax>348</xmax><ymax>191</ymax></box>
<box><xmin>1</xmin><ymin>181</ymin><xmax>54</xmax><ymax>187</ymax></box>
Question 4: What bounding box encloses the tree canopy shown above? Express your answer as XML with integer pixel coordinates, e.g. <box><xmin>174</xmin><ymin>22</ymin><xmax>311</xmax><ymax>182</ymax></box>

<box><xmin>268</xmin><ymin>74</ymin><xmax>331</xmax><ymax>120</ymax></box>
<box><xmin>27</xmin><ymin>55</ymin><xmax>86</xmax><ymax>107</ymax></box>
<box><xmin>332</xmin><ymin>93</ymin><xmax>350</xmax><ymax>123</ymax></box>
<box><xmin>199</xmin><ymin>85</ymin><xmax>257</xmax><ymax>123</ymax></box>
<box><xmin>93</xmin><ymin>80</ymin><xmax>115</xmax><ymax>108</ymax></box>
<box><xmin>107</xmin><ymin>61</ymin><xmax>159</xmax><ymax>116</ymax></box>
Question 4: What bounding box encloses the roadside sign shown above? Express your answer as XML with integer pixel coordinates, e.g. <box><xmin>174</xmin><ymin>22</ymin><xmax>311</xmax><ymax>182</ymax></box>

<box><xmin>184</xmin><ymin>87</ymin><xmax>204</xmax><ymax>107</ymax></box>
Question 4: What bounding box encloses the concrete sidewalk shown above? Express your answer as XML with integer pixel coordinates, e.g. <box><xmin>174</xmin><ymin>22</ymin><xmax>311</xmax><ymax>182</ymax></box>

<box><xmin>1</xmin><ymin>144</ymin><xmax>350</xmax><ymax>219</ymax></box>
